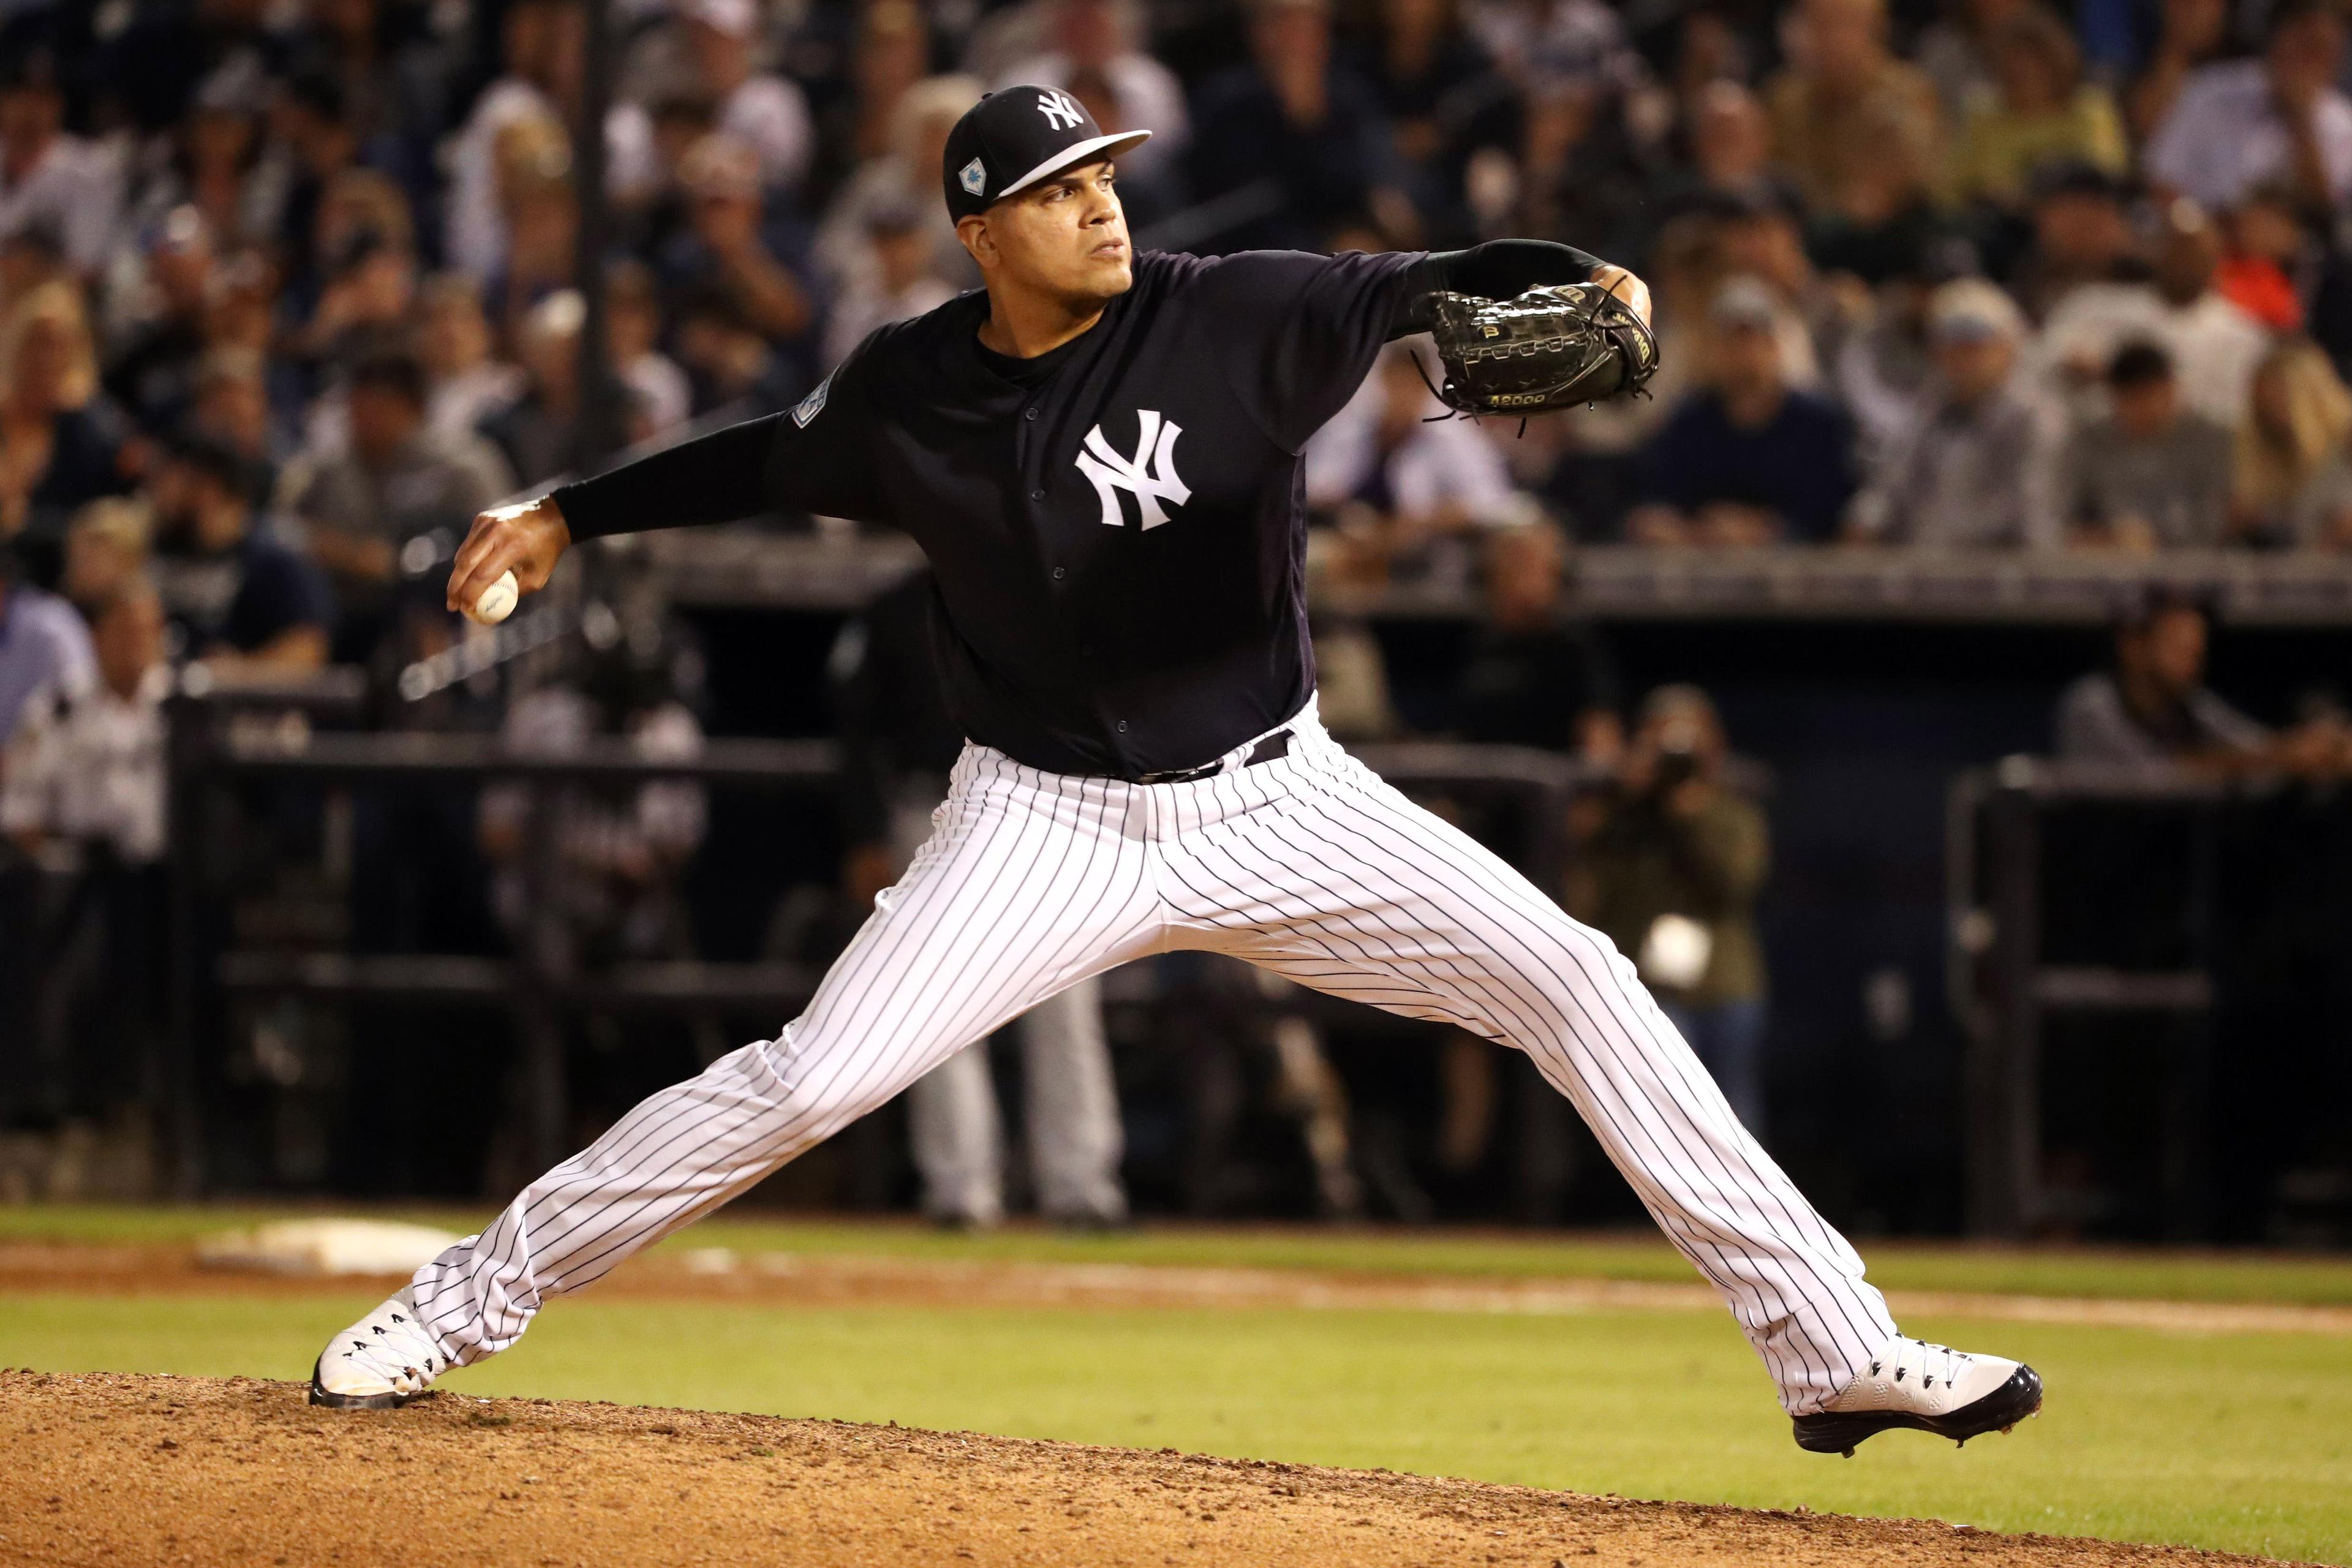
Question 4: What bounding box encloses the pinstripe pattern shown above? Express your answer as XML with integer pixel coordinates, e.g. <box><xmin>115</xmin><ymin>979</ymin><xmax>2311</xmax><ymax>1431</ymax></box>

<box><xmin>410</xmin><ymin>697</ymin><xmax>1894</xmax><ymax>1415</ymax></box>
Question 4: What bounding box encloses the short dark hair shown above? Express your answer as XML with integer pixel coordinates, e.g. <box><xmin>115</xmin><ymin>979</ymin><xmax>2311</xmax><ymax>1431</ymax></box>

<box><xmin>2115</xmin><ymin>582</ymin><xmax>2214</xmax><ymax>635</ymax></box>
<box><xmin>2267</xmin><ymin>0</ymin><xmax>2341</xmax><ymax>36</ymax></box>
<box><xmin>164</xmin><ymin>432</ymin><xmax>254</xmax><ymax>498</ymax></box>
<box><xmin>283</xmin><ymin>66</ymin><xmax>347</xmax><ymax>126</ymax></box>
<box><xmin>2108</xmin><ymin>341</ymin><xmax>2174</xmax><ymax>389</ymax></box>
<box><xmin>349</xmin><ymin>346</ymin><xmax>429</xmax><ymax>409</ymax></box>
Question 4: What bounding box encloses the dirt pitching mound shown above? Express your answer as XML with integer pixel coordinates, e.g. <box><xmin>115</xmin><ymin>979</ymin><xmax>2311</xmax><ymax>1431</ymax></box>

<box><xmin>0</xmin><ymin>1370</ymin><xmax>2304</xmax><ymax>1568</ymax></box>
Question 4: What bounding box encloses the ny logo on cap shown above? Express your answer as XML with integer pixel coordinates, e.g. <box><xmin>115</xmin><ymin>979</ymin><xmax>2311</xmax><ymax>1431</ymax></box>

<box><xmin>959</xmin><ymin>157</ymin><xmax>986</xmax><ymax>195</ymax></box>
<box><xmin>1036</xmin><ymin>89</ymin><xmax>1083</xmax><ymax>130</ymax></box>
<box><xmin>1075</xmin><ymin>410</ymin><xmax>1189</xmax><ymax>530</ymax></box>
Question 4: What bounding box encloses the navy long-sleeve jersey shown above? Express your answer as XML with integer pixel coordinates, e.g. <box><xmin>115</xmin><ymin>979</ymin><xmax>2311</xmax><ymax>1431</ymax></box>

<box><xmin>556</xmin><ymin>242</ymin><xmax>1597</xmax><ymax>778</ymax></box>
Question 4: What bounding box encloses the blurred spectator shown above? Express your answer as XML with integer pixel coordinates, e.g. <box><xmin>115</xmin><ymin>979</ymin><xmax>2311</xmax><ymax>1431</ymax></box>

<box><xmin>608</xmin><ymin>261</ymin><xmax>690</xmax><ymax>439</ymax></box>
<box><xmin>1187</xmin><ymin>0</ymin><xmax>1412</xmax><ymax>252</ymax></box>
<box><xmin>2124</xmin><ymin>0</ymin><xmax>2228</xmax><ymax>146</ymax></box>
<box><xmin>814</xmin><ymin>75</ymin><xmax>981</xmax><ymax>303</ymax></box>
<box><xmin>1451</xmin><ymin>519</ymin><xmax>1620</xmax><ymax>760</ymax></box>
<box><xmin>2004</xmin><ymin>162</ymin><xmax>2136</xmax><ymax>325</ymax></box>
<box><xmin>286</xmin><ymin>172</ymin><xmax>418</xmax><ymax>375</ymax></box>
<box><xmin>0</xmin><ymin>575</ymin><xmax>170</xmax><ymax>1178</ymax></box>
<box><xmin>821</xmin><ymin>196</ymin><xmax>959</xmax><ymax>369</ymax></box>
<box><xmin>673</xmin><ymin>287</ymin><xmax>798</xmax><ymax>415</ymax></box>
<box><xmin>117</xmin><ymin>55</ymin><xmax>273</xmax><ymax>261</ymax></box>
<box><xmin>2215</xmin><ymin>184</ymin><xmax>2311</xmax><ymax>334</ymax></box>
<box><xmin>481</xmin><ymin>289</ymin><xmax>588</xmax><ymax>486</ymax></box>
<box><xmin>2231</xmin><ymin>337</ymin><xmax>2352</xmax><ymax>547</ymax></box>
<box><xmin>810</xmin><ymin>0</ymin><xmax>933</xmax><ymax>209</ymax></box>
<box><xmin>417</xmin><ymin>274</ymin><xmax>523</xmax><ymax>443</ymax></box>
<box><xmin>677</xmin><ymin>0</ymin><xmax>815</xmax><ymax>192</ymax></box>
<box><xmin>1915</xmin><ymin>0</ymin><xmax>2030</xmax><ymax>123</ymax></box>
<box><xmin>445</xmin><ymin>0</ymin><xmax>656</xmax><ymax>281</ymax></box>
<box><xmin>1659</xmin><ymin>83</ymin><xmax>1789</xmax><ymax>221</ymax></box>
<box><xmin>0</xmin><ymin>51</ymin><xmax>121</xmax><ymax>277</ymax></box>
<box><xmin>59</xmin><ymin>497</ymin><xmax>153</xmax><ymax>619</ymax></box>
<box><xmin>1630</xmin><ymin>277</ymin><xmax>1857</xmax><ymax>546</ymax></box>
<box><xmin>2144</xmin><ymin>0</ymin><xmax>2352</xmax><ymax>217</ymax></box>
<box><xmin>1569</xmin><ymin>685</ymin><xmax>1771</xmax><ymax>1134</ymax></box>
<box><xmin>484</xmin><ymin>117</ymin><xmax>580</xmax><ymax>342</ymax></box>
<box><xmin>1947</xmin><ymin>8</ymin><xmax>2125</xmax><ymax>213</ymax></box>
<box><xmin>996</xmin><ymin>0</ymin><xmax>1187</xmax><ymax>183</ymax></box>
<box><xmin>266</xmin><ymin>68</ymin><xmax>364</xmax><ymax>303</ymax></box>
<box><xmin>2</xmin><ymin>576</ymin><xmax>169</xmax><ymax>867</ymax></box>
<box><xmin>661</xmin><ymin>134</ymin><xmax>816</xmax><ymax>358</ymax></box>
<box><xmin>148</xmin><ymin>435</ymin><xmax>331</xmax><ymax>673</ymax></box>
<box><xmin>1854</xmin><ymin>277</ymin><xmax>2062</xmax><ymax>548</ymax></box>
<box><xmin>2055</xmin><ymin>589</ymin><xmax>2352</xmax><ymax>774</ymax></box>
<box><xmin>2061</xmin><ymin>341</ymin><xmax>2233</xmax><ymax>549</ymax></box>
<box><xmin>102</xmin><ymin>208</ymin><xmax>214</xmax><ymax>438</ymax></box>
<box><xmin>0</xmin><ymin>536</ymin><xmax>92</xmax><ymax>741</ymax></box>
<box><xmin>2041</xmin><ymin>200</ymin><xmax>2267</xmax><ymax>432</ymax></box>
<box><xmin>293</xmin><ymin>346</ymin><xmax>513</xmax><ymax>654</ymax></box>
<box><xmin>187</xmin><ymin>349</ymin><xmax>283</xmax><ymax>480</ymax></box>
<box><xmin>1306</xmin><ymin>340</ymin><xmax>1522</xmax><ymax>582</ymax></box>
<box><xmin>1764</xmin><ymin>0</ymin><xmax>1942</xmax><ymax>221</ymax></box>
<box><xmin>0</xmin><ymin>282</ymin><xmax>135</xmax><ymax>587</ymax></box>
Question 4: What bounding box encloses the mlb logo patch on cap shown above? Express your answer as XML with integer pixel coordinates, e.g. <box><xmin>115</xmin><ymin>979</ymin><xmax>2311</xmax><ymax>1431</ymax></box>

<box><xmin>940</xmin><ymin>85</ymin><xmax>1153</xmax><ymax>221</ymax></box>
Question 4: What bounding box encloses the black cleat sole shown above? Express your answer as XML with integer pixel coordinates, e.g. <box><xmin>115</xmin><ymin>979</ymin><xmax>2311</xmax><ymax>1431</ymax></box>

<box><xmin>307</xmin><ymin>1355</ymin><xmax>424</xmax><ymax>1411</ymax></box>
<box><xmin>1792</xmin><ymin>1364</ymin><xmax>2043</xmax><ymax>1455</ymax></box>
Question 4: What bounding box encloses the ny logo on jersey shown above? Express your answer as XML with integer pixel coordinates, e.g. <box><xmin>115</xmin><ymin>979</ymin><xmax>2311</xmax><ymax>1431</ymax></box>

<box><xmin>1036</xmin><ymin>89</ymin><xmax>1084</xmax><ymax>130</ymax></box>
<box><xmin>1074</xmin><ymin>410</ymin><xmax>1190</xmax><ymax>530</ymax></box>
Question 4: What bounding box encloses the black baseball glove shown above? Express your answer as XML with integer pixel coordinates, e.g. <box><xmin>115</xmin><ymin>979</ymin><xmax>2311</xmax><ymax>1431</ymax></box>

<box><xmin>1424</xmin><ymin>281</ymin><xmax>1660</xmax><ymax>417</ymax></box>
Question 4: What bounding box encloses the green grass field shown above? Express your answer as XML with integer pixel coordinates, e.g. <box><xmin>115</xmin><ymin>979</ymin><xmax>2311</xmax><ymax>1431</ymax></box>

<box><xmin>4</xmin><ymin>1206</ymin><xmax>2350</xmax><ymax>1564</ymax></box>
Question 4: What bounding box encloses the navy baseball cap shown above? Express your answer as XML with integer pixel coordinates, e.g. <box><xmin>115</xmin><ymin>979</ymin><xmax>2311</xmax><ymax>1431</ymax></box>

<box><xmin>941</xmin><ymin>86</ymin><xmax>1150</xmax><ymax>222</ymax></box>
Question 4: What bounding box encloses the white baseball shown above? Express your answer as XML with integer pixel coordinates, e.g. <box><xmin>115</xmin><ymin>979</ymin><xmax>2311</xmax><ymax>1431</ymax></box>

<box><xmin>467</xmin><ymin>569</ymin><xmax>520</xmax><ymax>626</ymax></box>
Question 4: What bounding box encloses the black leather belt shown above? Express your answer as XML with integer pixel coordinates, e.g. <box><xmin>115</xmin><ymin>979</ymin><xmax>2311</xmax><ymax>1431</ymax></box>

<box><xmin>1131</xmin><ymin>729</ymin><xmax>1292</xmax><ymax>786</ymax></box>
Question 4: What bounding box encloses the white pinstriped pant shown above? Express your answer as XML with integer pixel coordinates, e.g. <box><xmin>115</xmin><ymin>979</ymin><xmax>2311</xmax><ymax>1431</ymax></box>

<box><xmin>412</xmin><ymin>696</ymin><xmax>1897</xmax><ymax>1414</ymax></box>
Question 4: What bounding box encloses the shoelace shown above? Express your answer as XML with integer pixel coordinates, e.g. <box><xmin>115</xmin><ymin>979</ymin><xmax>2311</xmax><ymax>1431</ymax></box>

<box><xmin>1869</xmin><ymin>1338</ymin><xmax>1973</xmax><ymax>1393</ymax></box>
<box><xmin>339</xmin><ymin>1311</ymin><xmax>441</xmax><ymax>1389</ymax></box>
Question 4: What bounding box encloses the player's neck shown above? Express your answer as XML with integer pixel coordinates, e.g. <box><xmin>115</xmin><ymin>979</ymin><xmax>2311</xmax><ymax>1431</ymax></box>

<box><xmin>976</xmin><ymin>286</ymin><xmax>1109</xmax><ymax>360</ymax></box>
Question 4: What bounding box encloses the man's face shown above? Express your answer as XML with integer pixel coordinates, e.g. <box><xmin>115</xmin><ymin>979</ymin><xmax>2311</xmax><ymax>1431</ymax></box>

<box><xmin>2132</xmin><ymin>606</ymin><xmax>2207</xmax><ymax>695</ymax></box>
<box><xmin>2035</xmin><ymin>191</ymin><xmax>2126</xmax><ymax>271</ymax></box>
<box><xmin>1934</xmin><ymin>334</ymin><xmax>2015</xmax><ymax>402</ymax></box>
<box><xmin>1709</xmin><ymin>322</ymin><xmax>1782</xmax><ymax>396</ymax></box>
<box><xmin>0</xmin><ymin>85</ymin><xmax>59</xmax><ymax>156</ymax></box>
<box><xmin>2269</xmin><ymin>12</ymin><xmax>2346</xmax><ymax>100</ymax></box>
<box><xmin>95</xmin><ymin>593</ymin><xmax>165</xmax><ymax>699</ymax></box>
<box><xmin>960</xmin><ymin>160</ymin><xmax>1131</xmax><ymax>306</ymax></box>
<box><xmin>2112</xmin><ymin>376</ymin><xmax>2179</xmax><ymax>439</ymax></box>
<box><xmin>348</xmin><ymin>383</ymin><xmax>420</xmax><ymax>466</ymax></box>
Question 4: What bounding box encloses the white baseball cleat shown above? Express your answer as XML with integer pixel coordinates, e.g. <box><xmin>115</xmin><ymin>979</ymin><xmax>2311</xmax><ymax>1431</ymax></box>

<box><xmin>1793</xmin><ymin>1336</ymin><xmax>2043</xmax><ymax>1455</ymax></box>
<box><xmin>309</xmin><ymin>1287</ymin><xmax>448</xmax><ymax>1409</ymax></box>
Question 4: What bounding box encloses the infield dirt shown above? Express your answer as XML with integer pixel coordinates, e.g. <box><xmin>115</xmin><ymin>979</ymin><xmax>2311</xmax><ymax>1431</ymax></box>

<box><xmin>0</xmin><ymin>1370</ymin><xmax>2313</xmax><ymax>1568</ymax></box>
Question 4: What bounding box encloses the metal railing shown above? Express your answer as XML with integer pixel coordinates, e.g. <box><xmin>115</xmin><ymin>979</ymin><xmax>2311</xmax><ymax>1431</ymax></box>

<box><xmin>636</xmin><ymin>532</ymin><xmax>2352</xmax><ymax>624</ymax></box>
<box><xmin>1945</xmin><ymin>758</ymin><xmax>2271</xmax><ymax>1238</ymax></box>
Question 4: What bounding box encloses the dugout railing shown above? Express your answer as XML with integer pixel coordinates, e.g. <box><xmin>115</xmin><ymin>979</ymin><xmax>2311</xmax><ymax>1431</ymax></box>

<box><xmin>1947</xmin><ymin>760</ymin><xmax>2269</xmax><ymax>1240</ymax></box>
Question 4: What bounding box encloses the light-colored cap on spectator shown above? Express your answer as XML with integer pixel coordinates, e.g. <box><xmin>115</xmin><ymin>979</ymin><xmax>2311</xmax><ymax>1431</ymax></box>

<box><xmin>1927</xmin><ymin>278</ymin><xmax>2025</xmax><ymax>345</ymax></box>
<box><xmin>1709</xmin><ymin>275</ymin><xmax>1780</xmax><ymax>333</ymax></box>
<box><xmin>680</xmin><ymin>0</ymin><xmax>757</xmax><ymax>37</ymax></box>
<box><xmin>526</xmin><ymin>289</ymin><xmax>587</xmax><ymax>345</ymax></box>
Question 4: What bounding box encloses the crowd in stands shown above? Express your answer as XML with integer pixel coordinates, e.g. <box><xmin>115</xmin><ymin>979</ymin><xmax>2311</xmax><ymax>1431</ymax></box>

<box><xmin>0</xmin><ymin>0</ymin><xmax>2344</xmax><ymax>733</ymax></box>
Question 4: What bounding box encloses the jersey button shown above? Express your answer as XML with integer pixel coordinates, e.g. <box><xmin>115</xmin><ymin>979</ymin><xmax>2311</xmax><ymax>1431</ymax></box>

<box><xmin>1116</xmin><ymin>720</ymin><xmax>1129</xmax><ymax>733</ymax></box>
<box><xmin>1052</xmin><ymin>567</ymin><xmax>1066</xmax><ymax>580</ymax></box>
<box><xmin>1030</xmin><ymin>487</ymin><xmax>1045</xmax><ymax>500</ymax></box>
<box><xmin>1025</xmin><ymin>407</ymin><xmax>1039</xmax><ymax>420</ymax></box>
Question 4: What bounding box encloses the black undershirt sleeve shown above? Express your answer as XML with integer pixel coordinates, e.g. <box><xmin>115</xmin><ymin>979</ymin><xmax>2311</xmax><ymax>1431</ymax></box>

<box><xmin>551</xmin><ymin>414</ymin><xmax>781</xmax><ymax>541</ymax></box>
<box><xmin>1390</xmin><ymin>238</ymin><xmax>1605</xmax><ymax>339</ymax></box>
